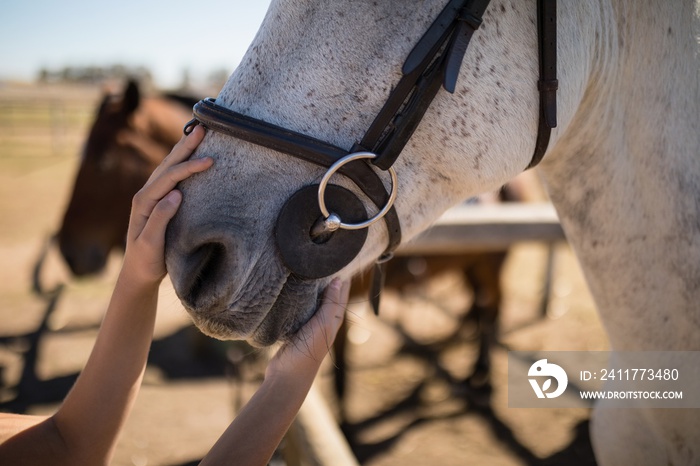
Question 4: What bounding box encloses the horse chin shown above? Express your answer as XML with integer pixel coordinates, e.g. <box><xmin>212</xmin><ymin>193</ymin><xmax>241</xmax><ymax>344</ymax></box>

<box><xmin>250</xmin><ymin>279</ymin><xmax>322</xmax><ymax>347</ymax></box>
<box><xmin>188</xmin><ymin>275</ymin><xmax>323</xmax><ymax>347</ymax></box>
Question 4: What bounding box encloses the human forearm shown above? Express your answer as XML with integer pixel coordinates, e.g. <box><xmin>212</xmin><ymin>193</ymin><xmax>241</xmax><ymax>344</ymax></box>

<box><xmin>200</xmin><ymin>367</ymin><xmax>319</xmax><ymax>466</ymax></box>
<box><xmin>52</xmin><ymin>270</ymin><xmax>160</xmax><ymax>462</ymax></box>
<box><xmin>49</xmin><ymin>129</ymin><xmax>210</xmax><ymax>463</ymax></box>
<box><xmin>199</xmin><ymin>280</ymin><xmax>349</xmax><ymax>465</ymax></box>
<box><xmin>1</xmin><ymin>128</ymin><xmax>211</xmax><ymax>465</ymax></box>
<box><xmin>0</xmin><ymin>271</ymin><xmax>160</xmax><ymax>465</ymax></box>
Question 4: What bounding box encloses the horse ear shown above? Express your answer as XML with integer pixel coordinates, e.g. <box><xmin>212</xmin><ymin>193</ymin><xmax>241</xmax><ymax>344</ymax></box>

<box><xmin>122</xmin><ymin>79</ymin><xmax>140</xmax><ymax>115</ymax></box>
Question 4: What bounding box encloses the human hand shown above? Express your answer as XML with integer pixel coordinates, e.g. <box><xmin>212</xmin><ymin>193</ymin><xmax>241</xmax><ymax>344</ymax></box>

<box><xmin>265</xmin><ymin>278</ymin><xmax>351</xmax><ymax>381</ymax></box>
<box><xmin>122</xmin><ymin>125</ymin><xmax>213</xmax><ymax>286</ymax></box>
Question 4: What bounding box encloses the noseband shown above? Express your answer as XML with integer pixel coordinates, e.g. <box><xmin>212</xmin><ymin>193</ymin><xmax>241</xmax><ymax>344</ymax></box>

<box><xmin>183</xmin><ymin>0</ymin><xmax>557</xmax><ymax>312</ymax></box>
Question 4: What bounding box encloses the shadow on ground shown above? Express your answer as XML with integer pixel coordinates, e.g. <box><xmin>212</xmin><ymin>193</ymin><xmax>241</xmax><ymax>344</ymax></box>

<box><xmin>0</xmin><ymin>286</ymin><xmax>233</xmax><ymax>414</ymax></box>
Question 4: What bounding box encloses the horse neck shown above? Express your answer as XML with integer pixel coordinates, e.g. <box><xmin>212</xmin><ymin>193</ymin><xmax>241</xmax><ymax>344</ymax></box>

<box><xmin>127</xmin><ymin>97</ymin><xmax>193</xmax><ymax>165</ymax></box>
<box><xmin>540</xmin><ymin>0</ymin><xmax>700</xmax><ymax>350</ymax></box>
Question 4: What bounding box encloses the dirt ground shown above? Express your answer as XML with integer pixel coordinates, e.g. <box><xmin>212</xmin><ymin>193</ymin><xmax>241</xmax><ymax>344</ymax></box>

<box><xmin>0</xmin><ymin>83</ymin><xmax>606</xmax><ymax>465</ymax></box>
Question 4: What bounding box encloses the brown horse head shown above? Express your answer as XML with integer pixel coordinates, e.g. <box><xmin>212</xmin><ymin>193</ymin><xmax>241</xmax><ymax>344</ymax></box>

<box><xmin>58</xmin><ymin>80</ymin><xmax>195</xmax><ymax>276</ymax></box>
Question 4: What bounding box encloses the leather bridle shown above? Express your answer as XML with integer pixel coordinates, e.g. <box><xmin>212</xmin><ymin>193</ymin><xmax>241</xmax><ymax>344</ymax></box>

<box><xmin>183</xmin><ymin>0</ymin><xmax>557</xmax><ymax>312</ymax></box>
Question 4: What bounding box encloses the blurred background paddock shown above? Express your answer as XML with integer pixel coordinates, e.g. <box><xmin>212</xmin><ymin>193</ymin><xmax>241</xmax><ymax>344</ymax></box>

<box><xmin>0</xmin><ymin>83</ymin><xmax>99</xmax><ymax>159</ymax></box>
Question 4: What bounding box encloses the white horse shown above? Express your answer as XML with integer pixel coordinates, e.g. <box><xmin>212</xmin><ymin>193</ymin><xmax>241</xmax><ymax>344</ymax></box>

<box><xmin>164</xmin><ymin>1</ymin><xmax>700</xmax><ymax>464</ymax></box>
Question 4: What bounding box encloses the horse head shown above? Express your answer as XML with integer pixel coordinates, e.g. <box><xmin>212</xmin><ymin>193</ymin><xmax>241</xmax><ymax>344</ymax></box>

<box><xmin>58</xmin><ymin>80</ymin><xmax>192</xmax><ymax>276</ymax></box>
<box><xmin>164</xmin><ymin>0</ymin><xmax>571</xmax><ymax>346</ymax></box>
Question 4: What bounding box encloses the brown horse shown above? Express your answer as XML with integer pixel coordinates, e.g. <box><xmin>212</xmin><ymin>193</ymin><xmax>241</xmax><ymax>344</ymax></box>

<box><xmin>57</xmin><ymin>80</ymin><xmax>196</xmax><ymax>276</ymax></box>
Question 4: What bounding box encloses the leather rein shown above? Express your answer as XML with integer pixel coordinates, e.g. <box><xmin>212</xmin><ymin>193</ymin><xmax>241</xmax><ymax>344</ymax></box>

<box><xmin>183</xmin><ymin>0</ymin><xmax>557</xmax><ymax>312</ymax></box>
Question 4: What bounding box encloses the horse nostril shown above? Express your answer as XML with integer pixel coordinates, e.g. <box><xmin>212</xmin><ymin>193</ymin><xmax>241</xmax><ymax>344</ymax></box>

<box><xmin>166</xmin><ymin>222</ymin><xmax>245</xmax><ymax>314</ymax></box>
<box><xmin>183</xmin><ymin>242</ymin><xmax>227</xmax><ymax>306</ymax></box>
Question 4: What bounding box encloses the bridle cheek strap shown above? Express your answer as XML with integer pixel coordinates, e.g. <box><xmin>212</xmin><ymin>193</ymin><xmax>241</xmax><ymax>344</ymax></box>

<box><xmin>529</xmin><ymin>0</ymin><xmax>558</xmax><ymax>169</ymax></box>
<box><xmin>358</xmin><ymin>0</ymin><xmax>494</xmax><ymax>170</ymax></box>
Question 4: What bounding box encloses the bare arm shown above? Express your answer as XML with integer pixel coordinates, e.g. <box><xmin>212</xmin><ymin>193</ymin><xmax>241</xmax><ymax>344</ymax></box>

<box><xmin>199</xmin><ymin>278</ymin><xmax>351</xmax><ymax>466</ymax></box>
<box><xmin>0</xmin><ymin>126</ymin><xmax>212</xmax><ymax>465</ymax></box>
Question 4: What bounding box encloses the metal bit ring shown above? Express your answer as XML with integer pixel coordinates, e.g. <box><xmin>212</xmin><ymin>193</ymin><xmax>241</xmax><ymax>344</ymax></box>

<box><xmin>317</xmin><ymin>151</ymin><xmax>398</xmax><ymax>231</ymax></box>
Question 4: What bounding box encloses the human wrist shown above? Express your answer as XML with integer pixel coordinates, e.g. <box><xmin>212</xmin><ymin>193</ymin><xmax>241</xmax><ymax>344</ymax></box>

<box><xmin>263</xmin><ymin>366</ymin><xmax>317</xmax><ymax>398</ymax></box>
<box><xmin>266</xmin><ymin>354</ymin><xmax>323</xmax><ymax>385</ymax></box>
<box><xmin>115</xmin><ymin>263</ymin><xmax>162</xmax><ymax>295</ymax></box>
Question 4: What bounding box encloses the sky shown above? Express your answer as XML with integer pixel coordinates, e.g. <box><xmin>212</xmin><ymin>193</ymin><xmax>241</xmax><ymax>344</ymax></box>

<box><xmin>0</xmin><ymin>0</ymin><xmax>271</xmax><ymax>88</ymax></box>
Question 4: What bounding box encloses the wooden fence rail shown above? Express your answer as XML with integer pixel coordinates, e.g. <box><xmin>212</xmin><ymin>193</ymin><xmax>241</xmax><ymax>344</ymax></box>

<box><xmin>397</xmin><ymin>202</ymin><xmax>565</xmax><ymax>255</ymax></box>
<box><xmin>0</xmin><ymin>95</ymin><xmax>95</xmax><ymax>158</ymax></box>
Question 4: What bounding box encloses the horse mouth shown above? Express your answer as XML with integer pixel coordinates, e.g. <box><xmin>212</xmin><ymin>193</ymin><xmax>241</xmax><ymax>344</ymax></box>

<box><xmin>188</xmin><ymin>273</ymin><xmax>322</xmax><ymax>347</ymax></box>
<box><xmin>251</xmin><ymin>275</ymin><xmax>323</xmax><ymax>346</ymax></box>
